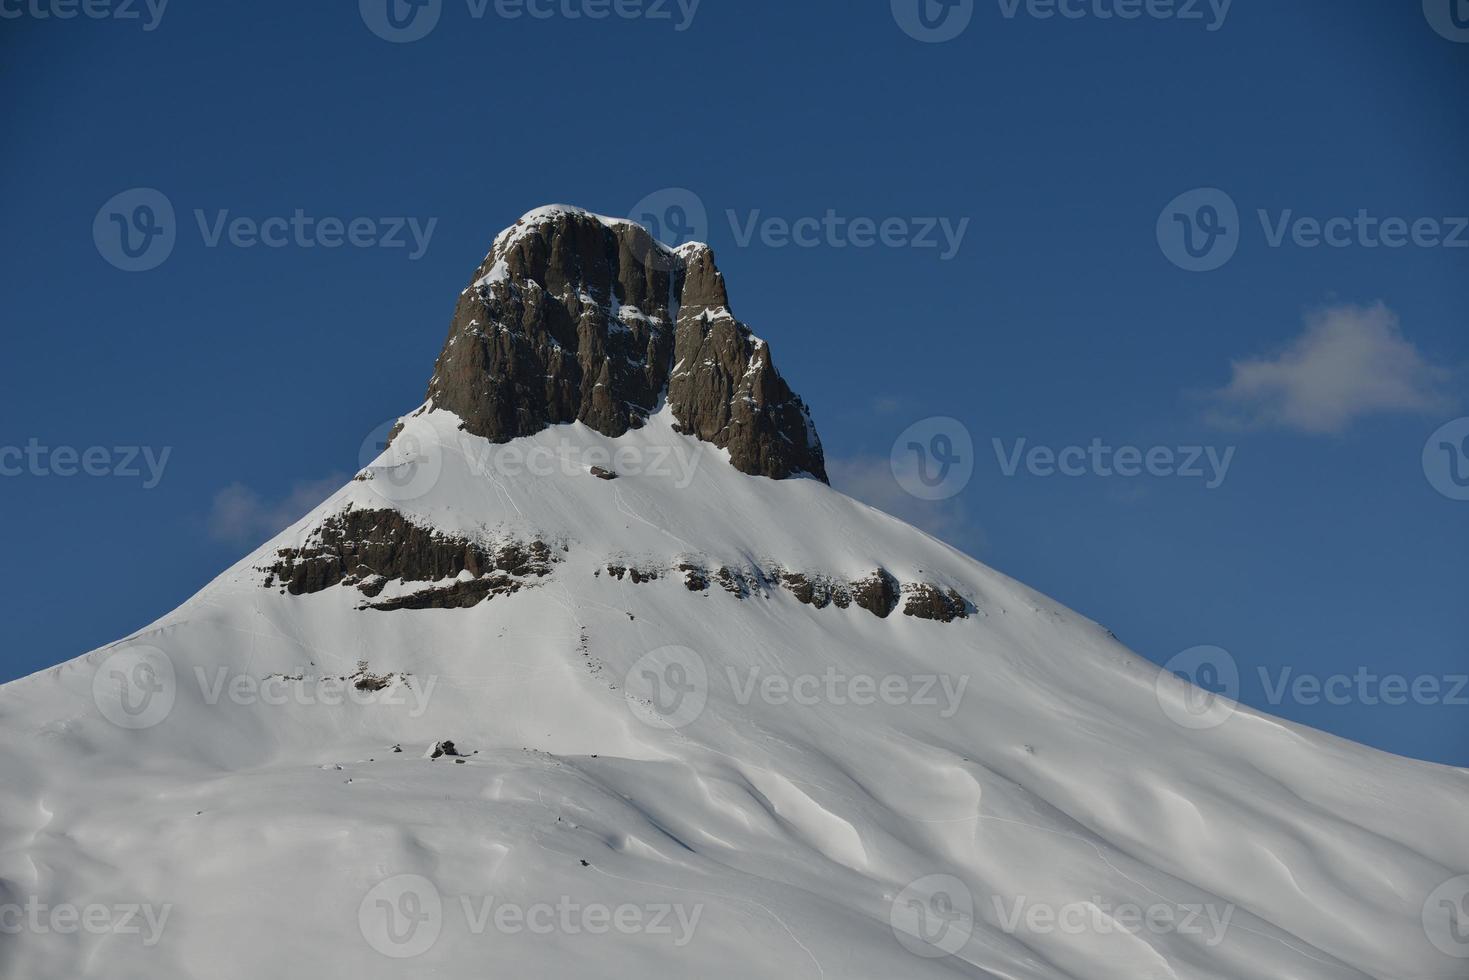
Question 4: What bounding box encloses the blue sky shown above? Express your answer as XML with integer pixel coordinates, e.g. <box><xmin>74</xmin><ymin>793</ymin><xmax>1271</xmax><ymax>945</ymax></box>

<box><xmin>2</xmin><ymin>0</ymin><xmax>1466</xmax><ymax>764</ymax></box>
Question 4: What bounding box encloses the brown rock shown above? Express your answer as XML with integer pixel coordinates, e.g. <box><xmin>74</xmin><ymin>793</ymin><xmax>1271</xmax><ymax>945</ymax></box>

<box><xmin>419</xmin><ymin>208</ymin><xmax>826</xmax><ymax>482</ymax></box>
<box><xmin>365</xmin><ymin>575</ymin><xmax>523</xmax><ymax>611</ymax></box>
<box><xmin>262</xmin><ymin>507</ymin><xmax>555</xmax><ymax>608</ymax></box>
<box><xmin>902</xmin><ymin>585</ymin><xmax>970</xmax><ymax>623</ymax></box>
<box><xmin>851</xmin><ymin>570</ymin><xmax>901</xmax><ymax>619</ymax></box>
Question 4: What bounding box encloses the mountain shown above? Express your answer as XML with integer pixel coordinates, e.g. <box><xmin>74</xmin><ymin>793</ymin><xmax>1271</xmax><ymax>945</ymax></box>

<box><xmin>1</xmin><ymin>206</ymin><xmax>1463</xmax><ymax>980</ymax></box>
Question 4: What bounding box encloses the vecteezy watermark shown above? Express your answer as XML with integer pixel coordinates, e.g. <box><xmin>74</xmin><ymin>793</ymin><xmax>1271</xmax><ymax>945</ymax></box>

<box><xmin>1156</xmin><ymin>188</ymin><xmax>1240</xmax><ymax>272</ymax></box>
<box><xmin>893</xmin><ymin>0</ymin><xmax>1232</xmax><ymax>42</ymax></box>
<box><xmin>358</xmin><ymin>875</ymin><xmax>703</xmax><ymax>958</ymax></box>
<box><xmin>1256</xmin><ymin>667</ymin><xmax>1469</xmax><ymax>708</ymax></box>
<box><xmin>1423</xmin><ymin>417</ymin><xmax>1469</xmax><ymax>501</ymax></box>
<box><xmin>359</xmin><ymin>875</ymin><xmax>443</xmax><ymax>958</ymax></box>
<box><xmin>1158</xmin><ymin>187</ymin><xmax>1469</xmax><ymax>272</ymax></box>
<box><xmin>891</xmin><ymin>417</ymin><xmax>976</xmax><ymax>501</ymax></box>
<box><xmin>993</xmin><ymin>437</ymin><xmax>1236</xmax><ymax>489</ymax></box>
<box><xmin>1156</xmin><ymin>645</ymin><xmax>1469</xmax><ymax>731</ymax></box>
<box><xmin>0</xmin><ymin>897</ymin><xmax>172</xmax><ymax>946</ymax></box>
<box><xmin>890</xmin><ymin>421</ymin><xmax>1235</xmax><ymax>500</ymax></box>
<box><xmin>463</xmin><ymin>439</ymin><xmax>704</xmax><ymax>488</ymax></box>
<box><xmin>359</xmin><ymin>0</ymin><xmax>702</xmax><ymax>43</ymax></box>
<box><xmin>625</xmin><ymin>189</ymin><xmax>969</xmax><ymax>262</ymax></box>
<box><xmin>992</xmin><ymin>895</ymin><xmax>1235</xmax><ymax>946</ymax></box>
<box><xmin>892</xmin><ymin>0</ymin><xmax>974</xmax><ymax>42</ymax></box>
<box><xmin>93</xmin><ymin>188</ymin><xmax>177</xmax><ymax>272</ymax></box>
<box><xmin>92</xmin><ymin>645</ymin><xmax>177</xmax><ymax>730</ymax></box>
<box><xmin>1423</xmin><ymin>0</ymin><xmax>1469</xmax><ymax>43</ymax></box>
<box><xmin>0</xmin><ymin>0</ymin><xmax>169</xmax><ymax>30</ymax></box>
<box><xmin>0</xmin><ymin>440</ymin><xmax>172</xmax><ymax>488</ymax></box>
<box><xmin>94</xmin><ymin>188</ymin><xmax>438</xmax><ymax>272</ymax></box>
<box><xmin>995</xmin><ymin>0</ymin><xmax>1232</xmax><ymax>30</ymax></box>
<box><xmin>891</xmin><ymin>874</ymin><xmax>975</xmax><ymax>958</ymax></box>
<box><xmin>627</xmin><ymin>187</ymin><xmax>710</xmax><ymax>271</ymax></box>
<box><xmin>1423</xmin><ymin>875</ymin><xmax>1469</xmax><ymax>958</ymax></box>
<box><xmin>727</xmin><ymin>209</ymin><xmax>969</xmax><ymax>261</ymax></box>
<box><xmin>193</xmin><ymin>668</ymin><xmax>438</xmax><ymax>719</ymax></box>
<box><xmin>624</xmin><ymin>646</ymin><xmax>710</xmax><ymax>730</ymax></box>
<box><xmin>357</xmin><ymin>416</ymin><xmax>707</xmax><ymax>506</ymax></box>
<box><xmin>1156</xmin><ymin>645</ymin><xmax>1240</xmax><ymax>730</ymax></box>
<box><xmin>358</xmin><ymin>417</ymin><xmax>446</xmax><ymax>505</ymax></box>
<box><xmin>728</xmin><ymin>667</ymin><xmax>970</xmax><ymax>719</ymax></box>
<box><xmin>623</xmin><ymin>648</ymin><xmax>971</xmax><ymax>726</ymax></box>
<box><xmin>92</xmin><ymin>645</ymin><xmax>435</xmax><ymax>729</ymax></box>
<box><xmin>193</xmin><ymin>210</ymin><xmax>436</xmax><ymax>259</ymax></box>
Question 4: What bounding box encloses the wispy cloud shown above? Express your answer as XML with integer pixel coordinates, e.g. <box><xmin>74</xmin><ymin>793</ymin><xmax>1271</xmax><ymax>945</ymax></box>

<box><xmin>872</xmin><ymin>396</ymin><xmax>902</xmax><ymax>415</ymax></box>
<box><xmin>1204</xmin><ymin>303</ymin><xmax>1454</xmax><ymax>435</ymax></box>
<box><xmin>826</xmin><ymin>455</ymin><xmax>983</xmax><ymax>553</ymax></box>
<box><xmin>207</xmin><ymin>475</ymin><xmax>347</xmax><ymax>545</ymax></box>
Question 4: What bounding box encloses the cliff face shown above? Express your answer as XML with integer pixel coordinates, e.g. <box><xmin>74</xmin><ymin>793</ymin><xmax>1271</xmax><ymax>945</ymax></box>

<box><xmin>423</xmin><ymin>206</ymin><xmax>828</xmax><ymax>482</ymax></box>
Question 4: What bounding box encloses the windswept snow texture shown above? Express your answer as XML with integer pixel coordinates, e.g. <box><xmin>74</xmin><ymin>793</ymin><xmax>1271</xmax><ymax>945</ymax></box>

<box><xmin>0</xmin><ymin>407</ymin><xmax>1464</xmax><ymax>980</ymax></box>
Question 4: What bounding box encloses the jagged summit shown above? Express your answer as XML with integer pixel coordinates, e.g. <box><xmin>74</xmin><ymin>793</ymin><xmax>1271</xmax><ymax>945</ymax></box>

<box><xmin>423</xmin><ymin>206</ymin><xmax>828</xmax><ymax>482</ymax></box>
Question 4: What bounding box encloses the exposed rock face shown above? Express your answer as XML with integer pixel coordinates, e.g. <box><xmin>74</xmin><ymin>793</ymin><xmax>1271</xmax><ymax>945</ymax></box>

<box><xmin>364</xmin><ymin>576</ymin><xmax>525</xmax><ymax>612</ymax></box>
<box><xmin>850</xmin><ymin>570</ymin><xmax>901</xmax><ymax>619</ymax></box>
<box><xmin>901</xmin><ymin>584</ymin><xmax>970</xmax><ymax>623</ymax></box>
<box><xmin>778</xmin><ymin>571</ymin><xmax>851</xmax><ymax>609</ymax></box>
<box><xmin>603</xmin><ymin>562</ymin><xmax>659</xmax><ymax>584</ymax></box>
<box><xmin>607</xmin><ymin>559</ymin><xmax>969</xmax><ymax>624</ymax></box>
<box><xmin>262</xmin><ymin>507</ymin><xmax>556</xmax><ymax>608</ymax></box>
<box><xmin>423</xmin><ymin>206</ymin><xmax>827</xmax><ymax>482</ymax></box>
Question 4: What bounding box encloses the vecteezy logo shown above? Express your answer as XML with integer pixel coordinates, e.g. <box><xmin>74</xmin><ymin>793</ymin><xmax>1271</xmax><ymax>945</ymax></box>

<box><xmin>1424</xmin><ymin>0</ymin><xmax>1469</xmax><ymax>42</ymax></box>
<box><xmin>891</xmin><ymin>417</ymin><xmax>975</xmax><ymax>501</ymax></box>
<box><xmin>93</xmin><ymin>188</ymin><xmax>176</xmax><ymax>272</ymax></box>
<box><xmin>892</xmin><ymin>0</ymin><xmax>975</xmax><ymax>42</ymax></box>
<box><xmin>891</xmin><ymin>875</ymin><xmax>974</xmax><ymax>958</ymax></box>
<box><xmin>1156</xmin><ymin>645</ymin><xmax>1240</xmax><ymax>730</ymax></box>
<box><xmin>357</xmin><ymin>416</ymin><xmax>445</xmax><ymax>503</ymax></box>
<box><xmin>359</xmin><ymin>874</ymin><xmax>443</xmax><ymax>958</ymax></box>
<box><xmin>1157</xmin><ymin>188</ymin><xmax>1241</xmax><ymax>272</ymax></box>
<box><xmin>624</xmin><ymin>646</ymin><xmax>709</xmax><ymax>730</ymax></box>
<box><xmin>91</xmin><ymin>645</ymin><xmax>177</xmax><ymax>730</ymax></box>
<box><xmin>360</xmin><ymin>0</ymin><xmax>442</xmax><ymax>42</ymax></box>
<box><xmin>1423</xmin><ymin>875</ymin><xmax>1469</xmax><ymax>958</ymax></box>
<box><xmin>1423</xmin><ymin>418</ymin><xmax>1469</xmax><ymax>501</ymax></box>
<box><xmin>627</xmin><ymin>188</ymin><xmax>709</xmax><ymax>272</ymax></box>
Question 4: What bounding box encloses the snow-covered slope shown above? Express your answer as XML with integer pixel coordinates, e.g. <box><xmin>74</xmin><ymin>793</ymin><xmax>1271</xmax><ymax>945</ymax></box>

<box><xmin>1</xmin><ymin>211</ymin><xmax>1464</xmax><ymax>980</ymax></box>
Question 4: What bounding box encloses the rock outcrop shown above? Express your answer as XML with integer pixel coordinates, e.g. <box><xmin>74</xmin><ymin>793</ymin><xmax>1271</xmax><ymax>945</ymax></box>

<box><xmin>261</xmin><ymin>507</ymin><xmax>557</xmax><ymax>608</ymax></box>
<box><xmin>602</xmin><ymin>558</ymin><xmax>970</xmax><ymax>623</ymax></box>
<box><xmin>422</xmin><ymin>206</ymin><xmax>827</xmax><ymax>482</ymax></box>
<box><xmin>900</xmin><ymin>584</ymin><xmax>970</xmax><ymax>623</ymax></box>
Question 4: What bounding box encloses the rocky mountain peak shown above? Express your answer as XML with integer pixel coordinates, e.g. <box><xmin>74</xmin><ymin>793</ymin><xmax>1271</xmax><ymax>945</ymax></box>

<box><xmin>423</xmin><ymin>206</ymin><xmax>827</xmax><ymax>482</ymax></box>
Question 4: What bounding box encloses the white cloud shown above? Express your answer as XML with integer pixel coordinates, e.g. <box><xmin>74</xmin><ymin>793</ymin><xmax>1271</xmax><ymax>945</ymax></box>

<box><xmin>1205</xmin><ymin>303</ymin><xmax>1453</xmax><ymax>435</ymax></box>
<box><xmin>872</xmin><ymin>396</ymin><xmax>902</xmax><ymax>415</ymax></box>
<box><xmin>207</xmin><ymin>475</ymin><xmax>347</xmax><ymax>545</ymax></box>
<box><xmin>826</xmin><ymin>456</ymin><xmax>983</xmax><ymax>553</ymax></box>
